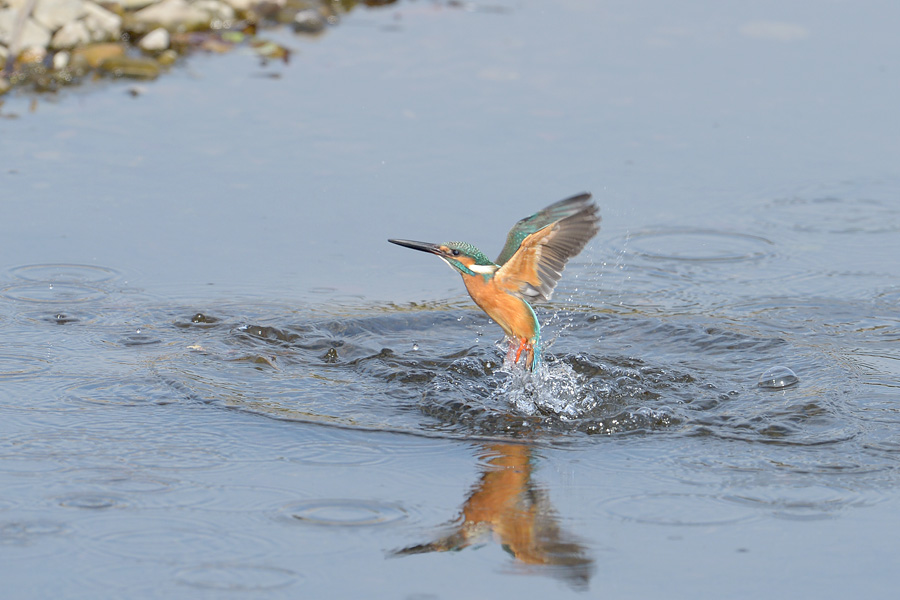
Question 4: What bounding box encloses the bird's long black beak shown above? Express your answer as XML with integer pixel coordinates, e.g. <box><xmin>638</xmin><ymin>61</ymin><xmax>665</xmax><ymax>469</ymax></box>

<box><xmin>388</xmin><ymin>239</ymin><xmax>443</xmax><ymax>255</ymax></box>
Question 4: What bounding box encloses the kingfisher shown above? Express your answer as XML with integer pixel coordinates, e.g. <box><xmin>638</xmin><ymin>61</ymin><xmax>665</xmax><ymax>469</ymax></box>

<box><xmin>389</xmin><ymin>193</ymin><xmax>600</xmax><ymax>371</ymax></box>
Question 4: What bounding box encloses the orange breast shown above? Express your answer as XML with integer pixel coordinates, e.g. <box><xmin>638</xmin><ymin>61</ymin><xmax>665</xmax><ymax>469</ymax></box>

<box><xmin>461</xmin><ymin>275</ymin><xmax>538</xmax><ymax>342</ymax></box>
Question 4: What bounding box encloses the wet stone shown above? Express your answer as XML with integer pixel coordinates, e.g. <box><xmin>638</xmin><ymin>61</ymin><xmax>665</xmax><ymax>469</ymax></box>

<box><xmin>156</xmin><ymin>48</ymin><xmax>177</xmax><ymax>65</ymax></box>
<box><xmin>99</xmin><ymin>55</ymin><xmax>161</xmax><ymax>79</ymax></box>
<box><xmin>18</xmin><ymin>45</ymin><xmax>47</xmax><ymax>64</ymax></box>
<box><xmin>72</xmin><ymin>42</ymin><xmax>125</xmax><ymax>68</ymax></box>
<box><xmin>0</xmin><ymin>0</ymin><xmax>343</xmax><ymax>94</ymax></box>
<box><xmin>293</xmin><ymin>9</ymin><xmax>325</xmax><ymax>34</ymax></box>
<box><xmin>120</xmin><ymin>0</ymin><xmax>158</xmax><ymax>8</ymax></box>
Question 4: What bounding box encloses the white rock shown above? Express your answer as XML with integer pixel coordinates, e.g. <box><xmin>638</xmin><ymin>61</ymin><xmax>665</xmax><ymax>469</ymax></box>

<box><xmin>52</xmin><ymin>49</ymin><xmax>69</xmax><ymax>69</ymax></box>
<box><xmin>119</xmin><ymin>0</ymin><xmax>158</xmax><ymax>9</ymax></box>
<box><xmin>33</xmin><ymin>0</ymin><xmax>87</xmax><ymax>32</ymax></box>
<box><xmin>49</xmin><ymin>19</ymin><xmax>90</xmax><ymax>48</ymax></box>
<box><xmin>220</xmin><ymin>0</ymin><xmax>257</xmax><ymax>11</ymax></box>
<box><xmin>293</xmin><ymin>9</ymin><xmax>324</xmax><ymax>33</ymax></box>
<box><xmin>0</xmin><ymin>10</ymin><xmax>14</xmax><ymax>45</ymax></box>
<box><xmin>194</xmin><ymin>0</ymin><xmax>235</xmax><ymax>23</ymax></box>
<box><xmin>0</xmin><ymin>10</ymin><xmax>52</xmax><ymax>50</ymax></box>
<box><xmin>133</xmin><ymin>0</ymin><xmax>210</xmax><ymax>31</ymax></box>
<box><xmin>138</xmin><ymin>26</ymin><xmax>169</xmax><ymax>51</ymax></box>
<box><xmin>18</xmin><ymin>44</ymin><xmax>46</xmax><ymax>62</ymax></box>
<box><xmin>83</xmin><ymin>1</ymin><xmax>121</xmax><ymax>42</ymax></box>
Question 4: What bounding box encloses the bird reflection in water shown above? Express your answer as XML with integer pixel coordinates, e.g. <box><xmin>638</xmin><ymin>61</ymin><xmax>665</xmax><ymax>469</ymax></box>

<box><xmin>392</xmin><ymin>443</ymin><xmax>594</xmax><ymax>589</ymax></box>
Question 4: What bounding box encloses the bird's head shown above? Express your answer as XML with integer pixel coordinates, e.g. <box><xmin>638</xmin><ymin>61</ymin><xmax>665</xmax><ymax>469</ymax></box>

<box><xmin>388</xmin><ymin>239</ymin><xmax>498</xmax><ymax>278</ymax></box>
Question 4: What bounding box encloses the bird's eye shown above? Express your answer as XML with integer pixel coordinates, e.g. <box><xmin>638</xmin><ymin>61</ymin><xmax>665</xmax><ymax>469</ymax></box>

<box><xmin>451</xmin><ymin>249</ymin><xmax>460</xmax><ymax>256</ymax></box>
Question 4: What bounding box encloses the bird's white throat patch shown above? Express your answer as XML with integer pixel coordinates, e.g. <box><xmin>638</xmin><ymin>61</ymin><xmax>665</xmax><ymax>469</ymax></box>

<box><xmin>438</xmin><ymin>257</ymin><xmax>497</xmax><ymax>276</ymax></box>
<box><xmin>469</xmin><ymin>264</ymin><xmax>498</xmax><ymax>275</ymax></box>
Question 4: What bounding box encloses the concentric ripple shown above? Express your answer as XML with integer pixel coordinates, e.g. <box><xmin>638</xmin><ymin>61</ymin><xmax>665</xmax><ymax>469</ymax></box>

<box><xmin>8</xmin><ymin>264</ymin><xmax>119</xmax><ymax>284</ymax></box>
<box><xmin>88</xmin><ymin>515</ymin><xmax>275</xmax><ymax>561</ymax></box>
<box><xmin>622</xmin><ymin>229</ymin><xmax>773</xmax><ymax>262</ymax></box>
<box><xmin>56</xmin><ymin>493</ymin><xmax>128</xmax><ymax>510</ymax></box>
<box><xmin>1</xmin><ymin>282</ymin><xmax>107</xmax><ymax>304</ymax></box>
<box><xmin>0</xmin><ymin>354</ymin><xmax>50</xmax><ymax>379</ymax></box>
<box><xmin>601</xmin><ymin>492</ymin><xmax>756</xmax><ymax>526</ymax></box>
<box><xmin>175</xmin><ymin>563</ymin><xmax>299</xmax><ymax>591</ymax></box>
<box><xmin>278</xmin><ymin>499</ymin><xmax>409</xmax><ymax>527</ymax></box>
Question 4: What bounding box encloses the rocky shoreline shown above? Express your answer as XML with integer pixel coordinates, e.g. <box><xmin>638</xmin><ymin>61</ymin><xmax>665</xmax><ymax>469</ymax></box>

<box><xmin>0</xmin><ymin>0</ymin><xmax>365</xmax><ymax>95</ymax></box>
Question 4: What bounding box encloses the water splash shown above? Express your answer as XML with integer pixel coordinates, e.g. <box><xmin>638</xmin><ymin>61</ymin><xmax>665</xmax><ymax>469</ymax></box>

<box><xmin>494</xmin><ymin>352</ymin><xmax>592</xmax><ymax>419</ymax></box>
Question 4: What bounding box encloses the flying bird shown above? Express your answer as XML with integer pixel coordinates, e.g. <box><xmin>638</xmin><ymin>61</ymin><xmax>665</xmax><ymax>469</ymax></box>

<box><xmin>389</xmin><ymin>193</ymin><xmax>600</xmax><ymax>370</ymax></box>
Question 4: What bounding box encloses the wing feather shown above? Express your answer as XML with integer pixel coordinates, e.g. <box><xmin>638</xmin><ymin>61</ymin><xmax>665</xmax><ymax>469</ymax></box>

<box><xmin>494</xmin><ymin>200</ymin><xmax>600</xmax><ymax>303</ymax></box>
<box><xmin>495</xmin><ymin>193</ymin><xmax>595</xmax><ymax>266</ymax></box>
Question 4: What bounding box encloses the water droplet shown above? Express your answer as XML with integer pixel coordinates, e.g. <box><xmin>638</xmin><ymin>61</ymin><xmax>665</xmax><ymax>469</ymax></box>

<box><xmin>412</xmin><ymin>343</ymin><xmax>419</xmax><ymax>351</ymax></box>
<box><xmin>758</xmin><ymin>366</ymin><xmax>799</xmax><ymax>389</ymax></box>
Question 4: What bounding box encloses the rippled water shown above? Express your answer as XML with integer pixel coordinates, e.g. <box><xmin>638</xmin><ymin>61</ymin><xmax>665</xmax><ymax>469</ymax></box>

<box><xmin>3</xmin><ymin>0</ymin><xmax>900</xmax><ymax>598</ymax></box>
<box><xmin>2</xmin><ymin>223</ymin><xmax>899</xmax><ymax>594</ymax></box>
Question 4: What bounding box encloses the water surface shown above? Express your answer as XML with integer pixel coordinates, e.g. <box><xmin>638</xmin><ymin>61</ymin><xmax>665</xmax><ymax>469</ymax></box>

<box><xmin>2</xmin><ymin>1</ymin><xmax>900</xmax><ymax>597</ymax></box>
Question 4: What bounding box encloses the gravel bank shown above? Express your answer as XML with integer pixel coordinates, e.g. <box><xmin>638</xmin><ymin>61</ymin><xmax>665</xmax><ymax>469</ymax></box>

<box><xmin>0</xmin><ymin>0</ymin><xmax>359</xmax><ymax>95</ymax></box>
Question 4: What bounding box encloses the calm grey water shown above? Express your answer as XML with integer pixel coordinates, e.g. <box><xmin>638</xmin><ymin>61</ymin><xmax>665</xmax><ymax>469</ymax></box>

<box><xmin>2</xmin><ymin>1</ymin><xmax>900</xmax><ymax>597</ymax></box>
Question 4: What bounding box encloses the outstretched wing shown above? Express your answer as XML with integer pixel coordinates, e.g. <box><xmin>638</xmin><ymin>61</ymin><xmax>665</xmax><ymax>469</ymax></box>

<box><xmin>493</xmin><ymin>198</ymin><xmax>599</xmax><ymax>303</ymax></box>
<box><xmin>495</xmin><ymin>193</ymin><xmax>595</xmax><ymax>266</ymax></box>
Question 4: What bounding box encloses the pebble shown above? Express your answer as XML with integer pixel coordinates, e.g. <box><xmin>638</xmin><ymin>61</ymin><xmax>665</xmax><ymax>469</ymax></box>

<box><xmin>99</xmin><ymin>55</ymin><xmax>161</xmax><ymax>79</ymax></box>
<box><xmin>0</xmin><ymin>0</ymin><xmax>335</xmax><ymax>94</ymax></box>
<box><xmin>83</xmin><ymin>1</ymin><xmax>122</xmax><ymax>42</ymax></box>
<box><xmin>52</xmin><ymin>49</ymin><xmax>69</xmax><ymax>69</ymax></box>
<box><xmin>119</xmin><ymin>0</ymin><xmax>158</xmax><ymax>9</ymax></box>
<box><xmin>138</xmin><ymin>26</ymin><xmax>169</xmax><ymax>51</ymax></box>
<box><xmin>220</xmin><ymin>0</ymin><xmax>255</xmax><ymax>10</ymax></box>
<box><xmin>195</xmin><ymin>0</ymin><xmax>235</xmax><ymax>24</ymax></box>
<box><xmin>293</xmin><ymin>9</ymin><xmax>324</xmax><ymax>34</ymax></box>
<box><xmin>50</xmin><ymin>20</ymin><xmax>91</xmax><ymax>49</ymax></box>
<box><xmin>33</xmin><ymin>0</ymin><xmax>87</xmax><ymax>32</ymax></box>
<box><xmin>132</xmin><ymin>0</ymin><xmax>212</xmax><ymax>31</ymax></box>
<box><xmin>71</xmin><ymin>41</ymin><xmax>124</xmax><ymax>68</ymax></box>
<box><xmin>155</xmin><ymin>47</ymin><xmax>177</xmax><ymax>65</ymax></box>
<box><xmin>17</xmin><ymin>44</ymin><xmax>46</xmax><ymax>63</ymax></box>
<box><xmin>0</xmin><ymin>10</ymin><xmax>52</xmax><ymax>50</ymax></box>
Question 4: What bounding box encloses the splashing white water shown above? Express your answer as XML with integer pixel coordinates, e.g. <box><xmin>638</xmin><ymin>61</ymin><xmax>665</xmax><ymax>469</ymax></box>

<box><xmin>493</xmin><ymin>346</ymin><xmax>597</xmax><ymax>419</ymax></box>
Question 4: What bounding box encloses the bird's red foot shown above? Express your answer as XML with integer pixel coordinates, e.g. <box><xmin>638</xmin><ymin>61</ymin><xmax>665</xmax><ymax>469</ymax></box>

<box><xmin>514</xmin><ymin>338</ymin><xmax>529</xmax><ymax>364</ymax></box>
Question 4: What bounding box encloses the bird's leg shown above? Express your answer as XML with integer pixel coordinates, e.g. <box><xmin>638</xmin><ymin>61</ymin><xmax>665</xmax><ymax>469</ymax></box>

<box><xmin>514</xmin><ymin>338</ymin><xmax>529</xmax><ymax>364</ymax></box>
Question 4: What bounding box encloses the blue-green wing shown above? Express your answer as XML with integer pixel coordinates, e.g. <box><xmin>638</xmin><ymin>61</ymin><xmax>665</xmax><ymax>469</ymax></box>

<box><xmin>495</xmin><ymin>193</ymin><xmax>594</xmax><ymax>265</ymax></box>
